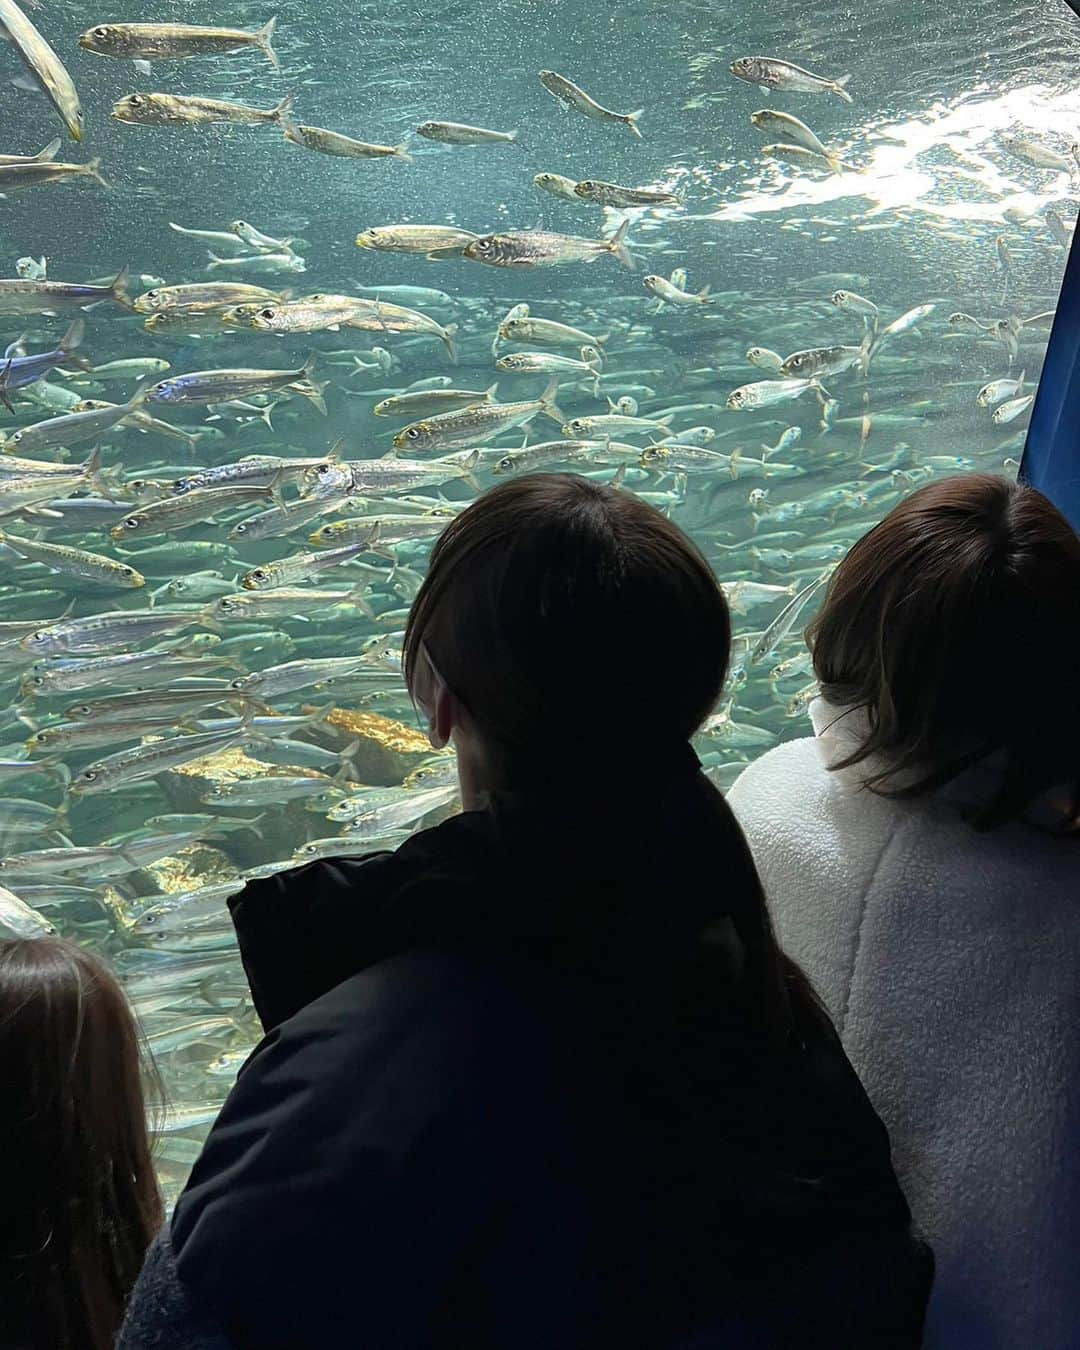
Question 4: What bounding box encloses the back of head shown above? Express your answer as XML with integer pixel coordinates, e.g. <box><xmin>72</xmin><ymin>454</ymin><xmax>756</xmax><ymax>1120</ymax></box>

<box><xmin>0</xmin><ymin>939</ymin><xmax>161</xmax><ymax>1350</ymax></box>
<box><xmin>404</xmin><ymin>473</ymin><xmax>730</xmax><ymax>777</ymax></box>
<box><xmin>808</xmin><ymin>474</ymin><xmax>1080</xmax><ymax>826</ymax></box>
<box><xmin>403</xmin><ymin>474</ymin><xmax>816</xmax><ymax>1052</ymax></box>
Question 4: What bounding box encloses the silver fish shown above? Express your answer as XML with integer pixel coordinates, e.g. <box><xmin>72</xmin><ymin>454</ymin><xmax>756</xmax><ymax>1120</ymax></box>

<box><xmin>0</xmin><ymin>0</ymin><xmax>84</xmax><ymax>139</ymax></box>
<box><xmin>538</xmin><ymin>70</ymin><xmax>643</xmax><ymax>137</ymax></box>
<box><xmin>730</xmin><ymin>56</ymin><xmax>852</xmax><ymax>103</ymax></box>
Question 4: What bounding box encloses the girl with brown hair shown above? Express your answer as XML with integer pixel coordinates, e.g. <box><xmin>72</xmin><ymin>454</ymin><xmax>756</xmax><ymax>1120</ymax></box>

<box><xmin>0</xmin><ymin>937</ymin><xmax>162</xmax><ymax>1349</ymax></box>
<box><xmin>121</xmin><ymin>474</ymin><xmax>930</xmax><ymax>1349</ymax></box>
<box><xmin>729</xmin><ymin>473</ymin><xmax>1080</xmax><ymax>1350</ymax></box>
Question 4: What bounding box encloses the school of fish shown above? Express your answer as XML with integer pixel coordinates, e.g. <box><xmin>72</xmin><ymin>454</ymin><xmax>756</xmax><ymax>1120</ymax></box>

<box><xmin>0</xmin><ymin>0</ymin><xmax>1074</xmax><ymax>1197</ymax></box>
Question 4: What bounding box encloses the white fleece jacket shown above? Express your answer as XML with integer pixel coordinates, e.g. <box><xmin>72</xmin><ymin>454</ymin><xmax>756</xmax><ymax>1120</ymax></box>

<box><xmin>728</xmin><ymin>701</ymin><xmax>1080</xmax><ymax>1350</ymax></box>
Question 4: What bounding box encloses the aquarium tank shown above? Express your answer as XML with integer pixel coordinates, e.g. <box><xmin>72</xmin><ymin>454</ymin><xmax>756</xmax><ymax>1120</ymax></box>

<box><xmin>0</xmin><ymin>0</ymin><xmax>1075</xmax><ymax>1198</ymax></box>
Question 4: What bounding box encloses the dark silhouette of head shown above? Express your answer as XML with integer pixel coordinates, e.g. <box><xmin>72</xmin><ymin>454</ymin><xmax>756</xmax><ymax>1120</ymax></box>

<box><xmin>0</xmin><ymin>937</ymin><xmax>162</xmax><ymax>1349</ymax></box>
<box><xmin>808</xmin><ymin>474</ymin><xmax>1080</xmax><ymax>826</ymax></box>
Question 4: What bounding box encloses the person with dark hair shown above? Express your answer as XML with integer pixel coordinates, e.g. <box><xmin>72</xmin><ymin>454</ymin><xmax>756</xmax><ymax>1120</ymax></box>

<box><xmin>728</xmin><ymin>474</ymin><xmax>1080</xmax><ymax>1350</ymax></box>
<box><xmin>120</xmin><ymin>474</ymin><xmax>931</xmax><ymax>1350</ymax></box>
<box><xmin>0</xmin><ymin>937</ymin><xmax>162</xmax><ymax>1350</ymax></box>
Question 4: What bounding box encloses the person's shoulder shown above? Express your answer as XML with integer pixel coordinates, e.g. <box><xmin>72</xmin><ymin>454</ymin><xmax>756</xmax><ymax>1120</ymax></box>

<box><xmin>727</xmin><ymin>733</ymin><xmax>825</xmax><ymax>815</ymax></box>
<box><xmin>292</xmin><ymin>946</ymin><xmax>581</xmax><ymax>1056</ymax></box>
<box><xmin>241</xmin><ymin>946</ymin><xmax>585</xmax><ymax>1120</ymax></box>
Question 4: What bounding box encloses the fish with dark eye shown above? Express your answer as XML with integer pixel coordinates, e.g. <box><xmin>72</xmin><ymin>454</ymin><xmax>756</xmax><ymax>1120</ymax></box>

<box><xmin>393</xmin><ymin>378</ymin><xmax>565</xmax><ymax>453</ymax></box>
<box><xmin>780</xmin><ymin>345</ymin><xmax>866</xmax><ymax>379</ymax></box>
<box><xmin>79</xmin><ymin>19</ymin><xmax>279</xmax><ymax>67</ymax></box>
<box><xmin>533</xmin><ymin>172</ymin><xmax>580</xmax><ymax>201</ymax></box>
<box><xmin>643</xmin><ymin>275</ymin><xmax>712</xmax><ymax>307</ymax></box>
<box><xmin>464</xmin><ymin>221</ymin><xmax>633</xmax><ymax>270</ymax></box>
<box><xmin>133</xmin><ymin>281</ymin><xmax>280</xmax><ymax>313</ymax></box>
<box><xmin>145</xmin><ymin>358</ymin><xmax>326</xmax><ymax>412</ymax></box>
<box><xmin>751</xmin><ymin>109</ymin><xmax>842</xmax><ymax>172</ymax></box>
<box><xmin>730</xmin><ymin>56</ymin><xmax>852</xmax><ymax>102</ymax></box>
<box><xmin>355</xmin><ymin>224</ymin><xmax>480</xmax><ymax>257</ymax></box>
<box><xmin>573</xmin><ymin>179</ymin><xmax>678</xmax><ymax>208</ymax></box>
<box><xmin>111</xmin><ymin>90</ymin><xmax>295</xmax><ymax>127</ymax></box>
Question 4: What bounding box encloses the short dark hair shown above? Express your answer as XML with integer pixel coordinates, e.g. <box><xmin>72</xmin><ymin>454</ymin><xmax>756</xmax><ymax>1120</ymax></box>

<box><xmin>403</xmin><ymin>473</ymin><xmax>815</xmax><ymax>1048</ymax></box>
<box><xmin>807</xmin><ymin>474</ymin><xmax>1080</xmax><ymax>827</ymax></box>
<box><xmin>403</xmin><ymin>473</ymin><xmax>730</xmax><ymax>777</ymax></box>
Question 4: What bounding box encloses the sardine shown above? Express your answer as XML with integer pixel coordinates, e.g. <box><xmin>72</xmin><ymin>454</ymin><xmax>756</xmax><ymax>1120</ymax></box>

<box><xmin>80</xmin><ymin>18</ymin><xmax>279</xmax><ymax>68</ymax></box>
<box><xmin>538</xmin><ymin>70</ymin><xmax>643</xmax><ymax>137</ymax></box>
<box><xmin>112</xmin><ymin>91</ymin><xmax>295</xmax><ymax>127</ymax></box>
<box><xmin>730</xmin><ymin>56</ymin><xmax>852</xmax><ymax>103</ymax></box>
<box><xmin>0</xmin><ymin>0</ymin><xmax>84</xmax><ymax>139</ymax></box>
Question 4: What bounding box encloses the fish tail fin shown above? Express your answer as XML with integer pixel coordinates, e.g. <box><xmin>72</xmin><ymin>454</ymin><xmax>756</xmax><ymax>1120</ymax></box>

<box><xmin>624</xmin><ymin>109</ymin><xmax>644</xmax><ymax>138</ymax></box>
<box><xmin>508</xmin><ymin>128</ymin><xmax>523</xmax><ymax>146</ymax></box>
<box><xmin>833</xmin><ymin>76</ymin><xmax>853</xmax><ymax>103</ymax></box>
<box><xmin>441</xmin><ymin>323</ymin><xmax>458</xmax><ymax>362</ymax></box>
<box><xmin>256</xmin><ymin>16</ymin><xmax>280</xmax><ymax>70</ymax></box>
<box><xmin>206</xmin><ymin>251</ymin><xmax>226</xmax><ymax>270</ymax></box>
<box><xmin>461</xmin><ymin>450</ymin><xmax>482</xmax><ymax>492</ymax></box>
<box><xmin>109</xmin><ymin>264</ymin><xmax>132</xmax><ymax>308</ymax></box>
<box><xmin>826</xmin><ymin>153</ymin><xmax>844</xmax><ymax>175</ymax></box>
<box><xmin>296</xmin><ymin>379</ymin><xmax>329</xmax><ymax>415</ymax></box>
<box><xmin>393</xmin><ymin>142</ymin><xmax>413</xmax><ymax>162</ymax></box>
<box><xmin>33</xmin><ymin>137</ymin><xmax>62</xmax><ymax>163</ymax></box>
<box><xmin>539</xmin><ymin>375</ymin><xmax>565</xmax><ymax>425</ymax></box>
<box><xmin>270</xmin><ymin>92</ymin><xmax>296</xmax><ymax>123</ymax></box>
<box><xmin>84</xmin><ymin>446</ymin><xmax>110</xmax><ymax>497</ymax></box>
<box><xmin>60</xmin><ymin>317</ymin><xmax>85</xmax><ymax>354</ymax></box>
<box><xmin>300</xmin><ymin>351</ymin><xmax>318</xmax><ymax>382</ymax></box>
<box><xmin>858</xmin><ymin>332</ymin><xmax>873</xmax><ymax>377</ymax></box>
<box><xmin>85</xmin><ymin>157</ymin><xmax>110</xmax><ymax>189</ymax></box>
<box><xmin>607</xmin><ymin>218</ymin><xmax>636</xmax><ymax>271</ymax></box>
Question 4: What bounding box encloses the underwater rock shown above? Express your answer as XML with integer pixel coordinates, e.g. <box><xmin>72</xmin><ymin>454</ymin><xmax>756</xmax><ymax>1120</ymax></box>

<box><xmin>301</xmin><ymin>706</ymin><xmax>439</xmax><ymax>784</ymax></box>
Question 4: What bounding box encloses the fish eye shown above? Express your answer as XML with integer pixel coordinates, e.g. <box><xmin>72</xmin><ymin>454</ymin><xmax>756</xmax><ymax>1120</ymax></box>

<box><xmin>405</xmin><ymin>427</ymin><xmax>420</xmax><ymax>440</ymax></box>
<box><xmin>250</xmin><ymin>568</ymin><xmax>267</xmax><ymax>581</ymax></box>
<box><xmin>141</xmin><ymin>911</ymin><xmax>159</xmax><ymax>926</ymax></box>
<box><xmin>476</xmin><ymin>239</ymin><xmax>493</xmax><ymax>253</ymax></box>
<box><xmin>82</xmin><ymin>770</ymin><xmax>97</xmax><ymax>782</ymax></box>
<box><xmin>128</xmin><ymin>95</ymin><xmax>144</xmax><ymax>107</ymax></box>
<box><xmin>259</xmin><ymin>308</ymin><xmax>275</xmax><ymax>320</ymax></box>
<box><xmin>121</xmin><ymin>566</ymin><xmax>138</xmax><ymax>578</ymax></box>
<box><xmin>93</xmin><ymin>25</ymin><xmax>109</xmax><ymax>37</ymax></box>
<box><xmin>122</xmin><ymin>516</ymin><xmax>141</xmax><ymax>530</ymax></box>
<box><xmin>29</xmin><ymin>631</ymin><xmax>47</xmax><ymax>645</ymax></box>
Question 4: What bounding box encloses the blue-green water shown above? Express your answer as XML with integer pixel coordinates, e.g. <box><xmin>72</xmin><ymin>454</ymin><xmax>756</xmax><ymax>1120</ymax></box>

<box><xmin>0</xmin><ymin>0</ymin><xmax>1075</xmax><ymax>1197</ymax></box>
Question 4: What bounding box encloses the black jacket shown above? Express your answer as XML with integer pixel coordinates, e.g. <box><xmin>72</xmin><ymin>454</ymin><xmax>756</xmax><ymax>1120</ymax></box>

<box><xmin>137</xmin><ymin>761</ymin><xmax>932</xmax><ymax>1349</ymax></box>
